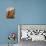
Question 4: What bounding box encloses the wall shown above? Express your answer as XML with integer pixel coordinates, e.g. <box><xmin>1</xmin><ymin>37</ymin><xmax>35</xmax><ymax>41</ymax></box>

<box><xmin>0</xmin><ymin>0</ymin><xmax>46</xmax><ymax>45</ymax></box>
<box><xmin>0</xmin><ymin>0</ymin><xmax>18</xmax><ymax>44</ymax></box>
<box><xmin>16</xmin><ymin>0</ymin><xmax>46</xmax><ymax>24</ymax></box>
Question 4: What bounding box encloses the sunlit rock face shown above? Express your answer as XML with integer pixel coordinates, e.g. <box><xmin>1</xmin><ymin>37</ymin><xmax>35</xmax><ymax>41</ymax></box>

<box><xmin>6</xmin><ymin>7</ymin><xmax>15</xmax><ymax>18</ymax></box>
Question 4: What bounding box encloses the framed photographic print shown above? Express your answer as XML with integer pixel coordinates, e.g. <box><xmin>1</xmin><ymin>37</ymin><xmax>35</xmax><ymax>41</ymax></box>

<box><xmin>6</xmin><ymin>7</ymin><xmax>15</xmax><ymax>19</ymax></box>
